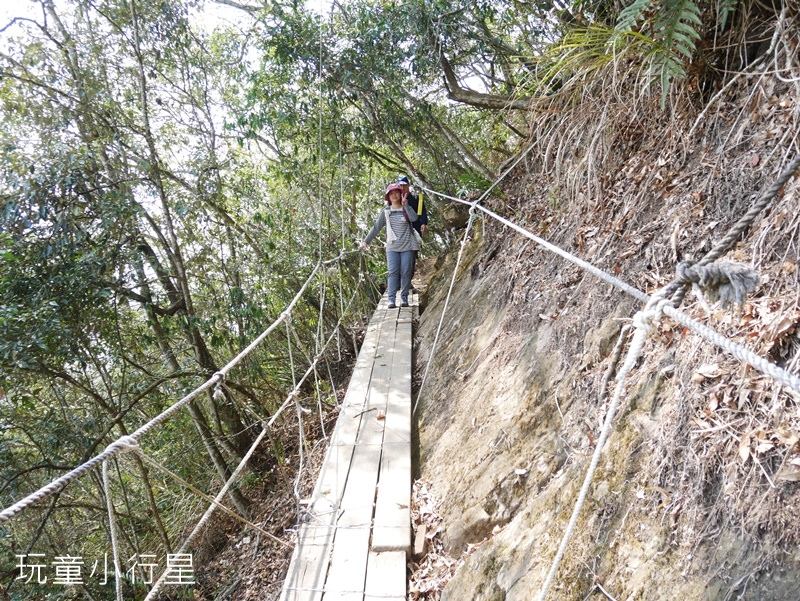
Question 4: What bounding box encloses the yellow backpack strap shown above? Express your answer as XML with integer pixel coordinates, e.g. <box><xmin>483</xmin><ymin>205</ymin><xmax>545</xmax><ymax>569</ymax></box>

<box><xmin>418</xmin><ymin>192</ymin><xmax>423</xmax><ymax>216</ymax></box>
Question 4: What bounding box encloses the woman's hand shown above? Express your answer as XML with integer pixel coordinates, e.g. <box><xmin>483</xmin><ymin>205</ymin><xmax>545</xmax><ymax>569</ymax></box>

<box><xmin>359</xmin><ymin>241</ymin><xmax>367</xmax><ymax>250</ymax></box>
<box><xmin>401</xmin><ymin>194</ymin><xmax>408</xmax><ymax>205</ymax></box>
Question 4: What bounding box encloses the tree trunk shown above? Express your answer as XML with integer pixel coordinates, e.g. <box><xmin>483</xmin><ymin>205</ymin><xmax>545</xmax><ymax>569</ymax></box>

<box><xmin>128</xmin><ymin>0</ymin><xmax>253</xmax><ymax>458</ymax></box>
<box><xmin>135</xmin><ymin>261</ymin><xmax>250</xmax><ymax>516</ymax></box>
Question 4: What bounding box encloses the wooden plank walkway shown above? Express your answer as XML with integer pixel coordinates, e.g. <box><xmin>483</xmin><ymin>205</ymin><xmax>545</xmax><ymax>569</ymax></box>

<box><xmin>280</xmin><ymin>293</ymin><xmax>415</xmax><ymax>601</ymax></box>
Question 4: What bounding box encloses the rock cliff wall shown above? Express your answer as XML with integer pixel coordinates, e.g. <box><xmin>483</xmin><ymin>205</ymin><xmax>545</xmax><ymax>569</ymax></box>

<box><xmin>413</xmin><ymin>78</ymin><xmax>800</xmax><ymax>600</ymax></box>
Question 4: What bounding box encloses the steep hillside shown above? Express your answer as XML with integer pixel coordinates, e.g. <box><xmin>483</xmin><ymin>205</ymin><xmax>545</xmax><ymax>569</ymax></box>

<box><xmin>412</xmin><ymin>72</ymin><xmax>800</xmax><ymax>599</ymax></box>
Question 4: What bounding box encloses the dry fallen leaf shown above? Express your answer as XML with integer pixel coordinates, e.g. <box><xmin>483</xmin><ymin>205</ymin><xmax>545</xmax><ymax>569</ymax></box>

<box><xmin>693</xmin><ymin>417</ymin><xmax>713</xmax><ymax>430</ymax></box>
<box><xmin>763</xmin><ymin>310</ymin><xmax>800</xmax><ymax>344</ymax></box>
<box><xmin>756</xmin><ymin>441</ymin><xmax>774</xmax><ymax>454</ymax></box>
<box><xmin>775</xmin><ymin>426</ymin><xmax>800</xmax><ymax>448</ymax></box>
<box><xmin>692</xmin><ymin>363</ymin><xmax>723</xmax><ymax>383</ymax></box>
<box><xmin>738</xmin><ymin>388</ymin><xmax>751</xmax><ymax>410</ymax></box>
<box><xmin>776</xmin><ymin>465</ymin><xmax>800</xmax><ymax>482</ymax></box>
<box><xmin>739</xmin><ymin>433</ymin><xmax>751</xmax><ymax>463</ymax></box>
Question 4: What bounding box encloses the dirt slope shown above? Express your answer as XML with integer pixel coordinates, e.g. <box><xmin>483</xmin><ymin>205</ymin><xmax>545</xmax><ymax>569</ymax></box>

<box><xmin>412</xmin><ymin>74</ymin><xmax>800</xmax><ymax>600</ymax></box>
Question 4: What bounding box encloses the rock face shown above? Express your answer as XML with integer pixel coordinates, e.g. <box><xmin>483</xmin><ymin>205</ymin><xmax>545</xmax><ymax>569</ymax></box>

<box><xmin>413</xmin><ymin>91</ymin><xmax>800</xmax><ymax>599</ymax></box>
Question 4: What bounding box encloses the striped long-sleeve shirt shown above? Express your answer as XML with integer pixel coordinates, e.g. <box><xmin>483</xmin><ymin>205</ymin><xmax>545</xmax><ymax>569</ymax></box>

<box><xmin>364</xmin><ymin>206</ymin><xmax>419</xmax><ymax>252</ymax></box>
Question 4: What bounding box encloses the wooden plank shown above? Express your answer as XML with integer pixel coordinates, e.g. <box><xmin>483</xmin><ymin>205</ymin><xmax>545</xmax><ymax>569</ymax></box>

<box><xmin>283</xmin><ymin>295</ymin><xmax>415</xmax><ymax>601</ymax></box>
<box><xmin>322</xmin><ymin>414</ymin><xmax>386</xmax><ymax>598</ymax></box>
<box><xmin>364</xmin><ymin>551</ymin><xmax>406</xmax><ymax>601</ymax></box>
<box><xmin>339</xmin><ymin>306</ymin><xmax>385</xmax><ymax>410</ymax></box>
<box><xmin>371</xmin><ymin>442</ymin><xmax>411</xmax><ymax>552</ymax></box>
<box><xmin>366</xmin><ymin>317</ymin><xmax>396</xmax><ymax>411</ymax></box>
<box><xmin>381</xmin><ymin>311</ymin><xmax>411</xmax><ymax>446</ymax></box>
<box><xmin>304</xmin><ymin>302</ymin><xmax>389</xmax><ymax>513</ymax></box>
<box><xmin>280</xmin><ymin>523</ymin><xmax>338</xmax><ymax>601</ymax></box>
<box><xmin>332</xmin><ymin>313</ymin><xmax>396</xmax><ymax>519</ymax></box>
<box><xmin>413</xmin><ymin>524</ymin><xmax>428</xmax><ymax>559</ymax></box>
<box><xmin>280</xmin><ymin>302</ymin><xmax>389</xmax><ymax>601</ymax></box>
<box><xmin>372</xmin><ymin>308</ymin><xmax>412</xmax><ymax>553</ymax></box>
<box><xmin>322</xmin><ymin>309</ymin><xmax>397</xmax><ymax>600</ymax></box>
<box><xmin>380</xmin><ymin>399</ymin><xmax>410</xmax><ymax>445</ymax></box>
<box><xmin>320</xmin><ymin>527</ymin><xmax>370</xmax><ymax>601</ymax></box>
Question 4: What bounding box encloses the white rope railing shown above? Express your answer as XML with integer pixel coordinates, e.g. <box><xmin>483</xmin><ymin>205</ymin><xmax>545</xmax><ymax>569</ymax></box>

<box><xmin>418</xmin><ymin>187</ymin><xmax>648</xmax><ymax>302</ymax></box>
<box><xmin>535</xmin><ymin>294</ymin><xmax>668</xmax><ymax>601</ymax></box>
<box><xmin>144</xmin><ymin>267</ymin><xmax>368</xmax><ymax>600</ymax></box>
<box><xmin>0</xmin><ymin>248</ymin><xmax>359</xmax><ymax>524</ymax></box>
<box><xmin>1</xmin><ymin>246</ymin><xmax>367</xmax><ymax>601</ymax></box>
<box><xmin>418</xmin><ymin>160</ymin><xmax>799</xmax><ymax>600</ymax></box>
<box><xmin>413</xmin><ymin>140</ymin><xmax>541</xmax><ymax>414</ymax></box>
<box><xmin>419</xmin><ymin>187</ymin><xmax>800</xmax><ymax>397</ymax></box>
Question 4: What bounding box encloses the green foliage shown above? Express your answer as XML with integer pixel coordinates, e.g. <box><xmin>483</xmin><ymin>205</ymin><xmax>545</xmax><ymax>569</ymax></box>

<box><xmin>613</xmin><ymin>0</ymin><xmax>703</xmax><ymax>105</ymax></box>
<box><xmin>456</xmin><ymin>173</ymin><xmax>492</xmax><ymax>198</ymax></box>
<box><xmin>0</xmin><ymin>1</ymin><xmax>376</xmax><ymax>594</ymax></box>
<box><xmin>616</xmin><ymin>0</ymin><xmax>656</xmax><ymax>32</ymax></box>
<box><xmin>0</xmin><ymin>0</ymin><xmax>654</xmax><ymax>594</ymax></box>
<box><xmin>716</xmin><ymin>0</ymin><xmax>738</xmax><ymax>31</ymax></box>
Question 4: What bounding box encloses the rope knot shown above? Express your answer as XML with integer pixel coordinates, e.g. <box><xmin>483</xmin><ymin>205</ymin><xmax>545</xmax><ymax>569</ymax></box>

<box><xmin>106</xmin><ymin>435</ymin><xmax>139</xmax><ymax>455</ymax></box>
<box><xmin>618</xmin><ymin>296</ymin><xmax>671</xmax><ymax>380</ymax></box>
<box><xmin>631</xmin><ymin>310</ymin><xmax>655</xmax><ymax>337</ymax></box>
<box><xmin>631</xmin><ymin>295</ymin><xmax>670</xmax><ymax>338</ymax></box>
<box><xmin>675</xmin><ymin>260</ymin><xmax>698</xmax><ymax>284</ymax></box>
<box><xmin>676</xmin><ymin>260</ymin><xmax>759</xmax><ymax>308</ymax></box>
<box><xmin>212</xmin><ymin>371</ymin><xmax>226</xmax><ymax>403</ymax></box>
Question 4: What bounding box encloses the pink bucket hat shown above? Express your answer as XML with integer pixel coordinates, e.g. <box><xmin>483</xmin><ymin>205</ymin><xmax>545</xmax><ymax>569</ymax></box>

<box><xmin>384</xmin><ymin>183</ymin><xmax>403</xmax><ymax>202</ymax></box>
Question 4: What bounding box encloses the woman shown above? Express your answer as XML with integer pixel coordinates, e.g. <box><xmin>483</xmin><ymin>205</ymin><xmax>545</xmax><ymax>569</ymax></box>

<box><xmin>360</xmin><ymin>183</ymin><xmax>419</xmax><ymax>308</ymax></box>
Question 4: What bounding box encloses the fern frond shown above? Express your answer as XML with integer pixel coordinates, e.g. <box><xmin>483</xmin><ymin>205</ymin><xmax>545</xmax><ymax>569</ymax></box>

<box><xmin>512</xmin><ymin>25</ymin><xmax>656</xmax><ymax>112</ymax></box>
<box><xmin>640</xmin><ymin>0</ymin><xmax>701</xmax><ymax>106</ymax></box>
<box><xmin>717</xmin><ymin>0</ymin><xmax>738</xmax><ymax>31</ymax></box>
<box><xmin>615</xmin><ymin>0</ymin><xmax>657</xmax><ymax>32</ymax></box>
<box><xmin>653</xmin><ymin>0</ymin><xmax>702</xmax><ymax>55</ymax></box>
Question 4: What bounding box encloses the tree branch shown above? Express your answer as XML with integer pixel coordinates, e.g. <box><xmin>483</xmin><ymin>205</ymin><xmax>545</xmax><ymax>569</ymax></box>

<box><xmin>440</xmin><ymin>52</ymin><xmax>533</xmax><ymax>111</ymax></box>
<box><xmin>211</xmin><ymin>0</ymin><xmax>262</xmax><ymax>14</ymax></box>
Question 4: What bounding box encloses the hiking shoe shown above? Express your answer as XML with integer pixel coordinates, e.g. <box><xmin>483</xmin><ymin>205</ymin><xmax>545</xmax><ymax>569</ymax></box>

<box><xmin>388</xmin><ymin>302</ymin><xmax>397</xmax><ymax>309</ymax></box>
<box><xmin>401</xmin><ymin>301</ymin><xmax>409</xmax><ymax>307</ymax></box>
